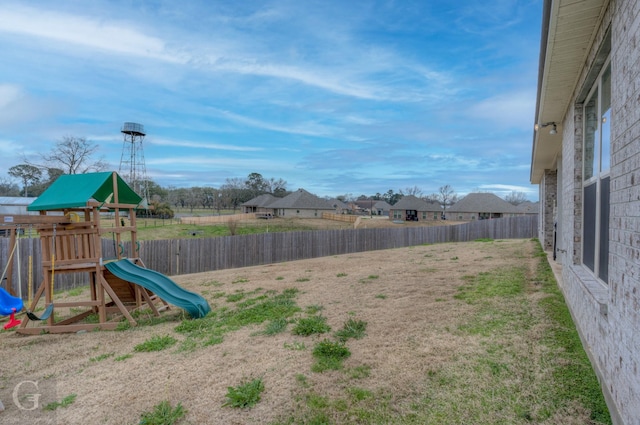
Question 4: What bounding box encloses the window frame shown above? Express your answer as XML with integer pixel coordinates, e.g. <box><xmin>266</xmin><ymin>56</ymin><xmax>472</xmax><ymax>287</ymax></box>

<box><xmin>581</xmin><ymin>58</ymin><xmax>611</xmax><ymax>284</ymax></box>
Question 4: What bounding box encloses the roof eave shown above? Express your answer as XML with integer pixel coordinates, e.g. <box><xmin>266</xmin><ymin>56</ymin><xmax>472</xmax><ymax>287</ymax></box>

<box><xmin>530</xmin><ymin>0</ymin><xmax>609</xmax><ymax>184</ymax></box>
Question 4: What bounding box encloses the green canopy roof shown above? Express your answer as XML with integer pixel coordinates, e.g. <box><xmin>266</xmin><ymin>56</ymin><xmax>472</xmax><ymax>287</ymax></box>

<box><xmin>28</xmin><ymin>172</ymin><xmax>143</xmax><ymax>211</ymax></box>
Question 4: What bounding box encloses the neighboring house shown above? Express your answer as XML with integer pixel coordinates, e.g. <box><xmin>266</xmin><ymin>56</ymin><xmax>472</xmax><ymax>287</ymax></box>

<box><xmin>448</xmin><ymin>193</ymin><xmax>519</xmax><ymax>221</ymax></box>
<box><xmin>352</xmin><ymin>199</ymin><xmax>377</xmax><ymax>215</ymax></box>
<box><xmin>531</xmin><ymin>1</ymin><xmax>638</xmax><ymax>423</ymax></box>
<box><xmin>515</xmin><ymin>201</ymin><xmax>539</xmax><ymax>216</ymax></box>
<box><xmin>241</xmin><ymin>194</ymin><xmax>277</xmax><ymax>214</ymax></box>
<box><xmin>0</xmin><ymin>197</ymin><xmax>37</xmax><ymax>215</ymax></box>
<box><xmin>268</xmin><ymin>188</ymin><xmax>335</xmax><ymax>218</ymax></box>
<box><xmin>326</xmin><ymin>198</ymin><xmax>349</xmax><ymax>214</ymax></box>
<box><xmin>390</xmin><ymin>195</ymin><xmax>441</xmax><ymax>221</ymax></box>
<box><xmin>372</xmin><ymin>200</ymin><xmax>392</xmax><ymax>216</ymax></box>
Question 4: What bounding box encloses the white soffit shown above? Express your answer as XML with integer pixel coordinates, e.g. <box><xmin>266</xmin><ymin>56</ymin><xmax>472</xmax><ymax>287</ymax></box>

<box><xmin>531</xmin><ymin>0</ymin><xmax>608</xmax><ymax>183</ymax></box>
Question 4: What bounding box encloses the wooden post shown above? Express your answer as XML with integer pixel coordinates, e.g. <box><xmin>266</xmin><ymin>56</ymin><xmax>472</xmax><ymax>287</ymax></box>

<box><xmin>6</xmin><ymin>227</ymin><xmax>15</xmax><ymax>295</ymax></box>
<box><xmin>130</xmin><ymin>207</ymin><xmax>138</xmax><ymax>259</ymax></box>
<box><xmin>92</xmin><ymin>206</ymin><xmax>102</xmax><ymax>261</ymax></box>
<box><xmin>112</xmin><ymin>172</ymin><xmax>122</xmax><ymax>260</ymax></box>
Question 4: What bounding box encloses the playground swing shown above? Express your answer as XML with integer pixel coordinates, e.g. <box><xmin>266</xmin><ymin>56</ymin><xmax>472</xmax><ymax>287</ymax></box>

<box><xmin>0</xmin><ymin>225</ymin><xmax>56</xmax><ymax>328</ymax></box>
<box><xmin>0</xmin><ymin>226</ymin><xmax>24</xmax><ymax>329</ymax></box>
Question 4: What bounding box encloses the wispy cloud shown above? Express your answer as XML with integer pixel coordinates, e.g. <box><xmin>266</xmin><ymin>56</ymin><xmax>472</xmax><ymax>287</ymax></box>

<box><xmin>0</xmin><ymin>5</ymin><xmax>181</xmax><ymax>63</ymax></box>
<box><xmin>210</xmin><ymin>109</ymin><xmax>337</xmax><ymax>138</ymax></box>
<box><xmin>150</xmin><ymin>138</ymin><xmax>263</xmax><ymax>152</ymax></box>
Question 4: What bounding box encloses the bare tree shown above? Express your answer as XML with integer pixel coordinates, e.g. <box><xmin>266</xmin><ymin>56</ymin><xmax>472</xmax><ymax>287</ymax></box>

<box><xmin>8</xmin><ymin>164</ymin><xmax>42</xmax><ymax>197</ymax></box>
<box><xmin>221</xmin><ymin>177</ymin><xmax>251</xmax><ymax>211</ymax></box>
<box><xmin>504</xmin><ymin>191</ymin><xmax>528</xmax><ymax>205</ymax></box>
<box><xmin>40</xmin><ymin>136</ymin><xmax>107</xmax><ymax>174</ymax></box>
<box><xmin>0</xmin><ymin>177</ymin><xmax>20</xmax><ymax>196</ymax></box>
<box><xmin>404</xmin><ymin>185</ymin><xmax>423</xmax><ymax>197</ymax></box>
<box><xmin>266</xmin><ymin>177</ymin><xmax>288</xmax><ymax>197</ymax></box>
<box><xmin>431</xmin><ymin>185</ymin><xmax>458</xmax><ymax>219</ymax></box>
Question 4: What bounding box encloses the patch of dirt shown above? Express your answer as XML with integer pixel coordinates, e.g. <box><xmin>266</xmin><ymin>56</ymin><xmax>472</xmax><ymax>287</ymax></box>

<box><xmin>0</xmin><ymin>239</ymin><xmax>543</xmax><ymax>424</ymax></box>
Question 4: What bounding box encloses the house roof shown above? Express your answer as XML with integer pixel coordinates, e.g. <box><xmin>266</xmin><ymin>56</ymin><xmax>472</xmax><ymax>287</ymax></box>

<box><xmin>449</xmin><ymin>193</ymin><xmax>518</xmax><ymax>213</ymax></box>
<box><xmin>241</xmin><ymin>193</ymin><xmax>278</xmax><ymax>208</ymax></box>
<box><xmin>373</xmin><ymin>200</ymin><xmax>392</xmax><ymax>210</ymax></box>
<box><xmin>392</xmin><ymin>195</ymin><xmax>441</xmax><ymax>212</ymax></box>
<box><xmin>268</xmin><ymin>189</ymin><xmax>334</xmax><ymax>210</ymax></box>
<box><xmin>327</xmin><ymin>198</ymin><xmax>348</xmax><ymax>209</ymax></box>
<box><xmin>516</xmin><ymin>201</ymin><xmax>540</xmax><ymax>214</ymax></box>
<box><xmin>0</xmin><ymin>197</ymin><xmax>37</xmax><ymax>206</ymax></box>
<box><xmin>28</xmin><ymin>172</ymin><xmax>142</xmax><ymax>211</ymax></box>
<box><xmin>530</xmin><ymin>0</ymin><xmax>609</xmax><ymax>183</ymax></box>
<box><xmin>353</xmin><ymin>199</ymin><xmax>376</xmax><ymax>209</ymax></box>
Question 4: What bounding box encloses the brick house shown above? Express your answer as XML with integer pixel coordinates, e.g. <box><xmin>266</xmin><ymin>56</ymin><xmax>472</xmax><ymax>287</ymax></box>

<box><xmin>241</xmin><ymin>194</ymin><xmax>277</xmax><ymax>214</ymax></box>
<box><xmin>372</xmin><ymin>200</ymin><xmax>392</xmax><ymax>216</ymax></box>
<box><xmin>531</xmin><ymin>1</ymin><xmax>638</xmax><ymax>423</ymax></box>
<box><xmin>448</xmin><ymin>193</ymin><xmax>519</xmax><ymax>221</ymax></box>
<box><xmin>267</xmin><ymin>188</ymin><xmax>335</xmax><ymax>218</ymax></box>
<box><xmin>390</xmin><ymin>195</ymin><xmax>441</xmax><ymax>221</ymax></box>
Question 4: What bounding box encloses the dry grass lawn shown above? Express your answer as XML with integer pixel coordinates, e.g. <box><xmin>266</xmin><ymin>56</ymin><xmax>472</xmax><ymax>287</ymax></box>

<box><xmin>0</xmin><ymin>239</ymin><xmax>609</xmax><ymax>424</ymax></box>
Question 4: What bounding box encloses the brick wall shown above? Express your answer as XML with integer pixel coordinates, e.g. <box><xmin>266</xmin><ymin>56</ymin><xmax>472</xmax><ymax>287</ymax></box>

<box><xmin>554</xmin><ymin>1</ymin><xmax>640</xmax><ymax>423</ymax></box>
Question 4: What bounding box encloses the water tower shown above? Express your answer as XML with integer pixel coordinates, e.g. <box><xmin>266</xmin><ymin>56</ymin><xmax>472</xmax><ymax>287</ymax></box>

<box><xmin>119</xmin><ymin>122</ymin><xmax>149</xmax><ymax>205</ymax></box>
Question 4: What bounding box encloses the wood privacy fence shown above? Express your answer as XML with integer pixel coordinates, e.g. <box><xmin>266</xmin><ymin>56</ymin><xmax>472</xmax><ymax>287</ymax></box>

<box><xmin>321</xmin><ymin>212</ymin><xmax>358</xmax><ymax>223</ymax></box>
<box><xmin>180</xmin><ymin>213</ymin><xmax>254</xmax><ymax>225</ymax></box>
<box><xmin>1</xmin><ymin>215</ymin><xmax>537</xmax><ymax>297</ymax></box>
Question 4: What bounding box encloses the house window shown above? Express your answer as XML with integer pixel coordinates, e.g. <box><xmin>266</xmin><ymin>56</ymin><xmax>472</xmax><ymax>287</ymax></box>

<box><xmin>422</xmin><ymin>212</ymin><xmax>427</xmax><ymax>220</ymax></box>
<box><xmin>393</xmin><ymin>210</ymin><xmax>401</xmax><ymax>219</ymax></box>
<box><xmin>582</xmin><ymin>60</ymin><xmax>611</xmax><ymax>283</ymax></box>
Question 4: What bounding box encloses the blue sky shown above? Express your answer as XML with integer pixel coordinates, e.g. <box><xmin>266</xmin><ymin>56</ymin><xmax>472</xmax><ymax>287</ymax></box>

<box><xmin>0</xmin><ymin>0</ymin><xmax>542</xmax><ymax>200</ymax></box>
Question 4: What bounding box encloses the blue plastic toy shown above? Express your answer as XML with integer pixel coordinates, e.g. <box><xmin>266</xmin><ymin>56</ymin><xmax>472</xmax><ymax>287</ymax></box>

<box><xmin>0</xmin><ymin>287</ymin><xmax>23</xmax><ymax>330</ymax></box>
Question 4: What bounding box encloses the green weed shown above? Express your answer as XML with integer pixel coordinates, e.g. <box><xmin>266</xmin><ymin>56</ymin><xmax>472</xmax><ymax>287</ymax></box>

<box><xmin>312</xmin><ymin>339</ymin><xmax>351</xmax><ymax>372</ymax></box>
<box><xmin>334</xmin><ymin>318</ymin><xmax>367</xmax><ymax>342</ymax></box>
<box><xmin>223</xmin><ymin>378</ymin><xmax>265</xmax><ymax>408</ymax></box>
<box><xmin>305</xmin><ymin>304</ymin><xmax>324</xmax><ymax>315</ymax></box>
<box><xmin>138</xmin><ymin>400</ymin><xmax>186</xmax><ymax>425</ymax></box>
<box><xmin>262</xmin><ymin>317</ymin><xmax>289</xmax><ymax>335</ymax></box>
<box><xmin>134</xmin><ymin>335</ymin><xmax>177</xmax><ymax>352</ymax></box>
<box><xmin>89</xmin><ymin>352</ymin><xmax>114</xmax><ymax>362</ymax></box>
<box><xmin>114</xmin><ymin>354</ymin><xmax>132</xmax><ymax>362</ymax></box>
<box><xmin>347</xmin><ymin>387</ymin><xmax>373</xmax><ymax>402</ymax></box>
<box><xmin>44</xmin><ymin>393</ymin><xmax>76</xmax><ymax>411</ymax></box>
<box><xmin>226</xmin><ymin>292</ymin><xmax>245</xmax><ymax>302</ymax></box>
<box><xmin>292</xmin><ymin>315</ymin><xmax>331</xmax><ymax>336</ymax></box>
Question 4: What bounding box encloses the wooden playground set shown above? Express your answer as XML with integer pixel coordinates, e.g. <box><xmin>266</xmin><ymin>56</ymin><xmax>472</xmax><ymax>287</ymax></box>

<box><xmin>0</xmin><ymin>172</ymin><xmax>209</xmax><ymax>334</ymax></box>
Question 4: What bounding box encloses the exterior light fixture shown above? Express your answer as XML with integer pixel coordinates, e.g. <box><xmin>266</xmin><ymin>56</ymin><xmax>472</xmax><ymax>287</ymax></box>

<box><xmin>534</xmin><ymin>122</ymin><xmax>558</xmax><ymax>135</ymax></box>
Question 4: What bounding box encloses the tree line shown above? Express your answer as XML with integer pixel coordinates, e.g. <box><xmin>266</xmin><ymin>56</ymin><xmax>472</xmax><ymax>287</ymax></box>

<box><xmin>2</xmin><ymin>136</ymin><xmax>530</xmax><ymax>215</ymax></box>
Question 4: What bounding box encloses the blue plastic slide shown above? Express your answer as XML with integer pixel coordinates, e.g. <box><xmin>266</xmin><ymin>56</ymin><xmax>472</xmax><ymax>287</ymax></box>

<box><xmin>0</xmin><ymin>287</ymin><xmax>23</xmax><ymax>316</ymax></box>
<box><xmin>105</xmin><ymin>259</ymin><xmax>210</xmax><ymax>319</ymax></box>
